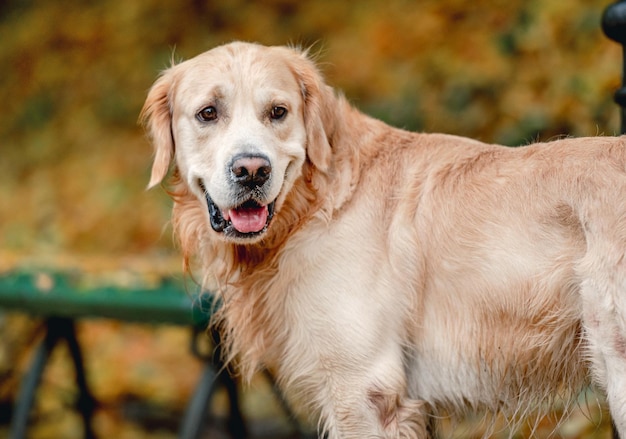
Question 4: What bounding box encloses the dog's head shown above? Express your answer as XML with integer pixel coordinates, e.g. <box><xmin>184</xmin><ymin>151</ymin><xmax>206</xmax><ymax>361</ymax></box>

<box><xmin>141</xmin><ymin>42</ymin><xmax>333</xmax><ymax>244</ymax></box>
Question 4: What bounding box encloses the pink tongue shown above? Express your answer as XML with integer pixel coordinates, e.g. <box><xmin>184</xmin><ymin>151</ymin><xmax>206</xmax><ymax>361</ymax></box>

<box><xmin>228</xmin><ymin>205</ymin><xmax>268</xmax><ymax>233</ymax></box>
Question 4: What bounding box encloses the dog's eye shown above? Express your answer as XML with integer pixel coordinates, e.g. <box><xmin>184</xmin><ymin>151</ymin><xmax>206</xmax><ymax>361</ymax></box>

<box><xmin>197</xmin><ymin>106</ymin><xmax>218</xmax><ymax>122</ymax></box>
<box><xmin>270</xmin><ymin>106</ymin><xmax>287</xmax><ymax>121</ymax></box>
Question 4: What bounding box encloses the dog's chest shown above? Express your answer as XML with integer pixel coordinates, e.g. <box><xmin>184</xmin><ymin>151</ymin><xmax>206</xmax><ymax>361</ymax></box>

<box><xmin>260</xmin><ymin>220</ymin><xmax>412</xmax><ymax>374</ymax></box>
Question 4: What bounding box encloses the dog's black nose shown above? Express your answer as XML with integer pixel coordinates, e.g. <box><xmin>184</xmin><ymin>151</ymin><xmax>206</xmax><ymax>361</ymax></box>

<box><xmin>230</xmin><ymin>154</ymin><xmax>272</xmax><ymax>187</ymax></box>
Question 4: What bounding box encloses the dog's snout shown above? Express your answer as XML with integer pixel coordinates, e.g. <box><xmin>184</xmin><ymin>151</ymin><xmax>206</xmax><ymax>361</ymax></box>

<box><xmin>230</xmin><ymin>154</ymin><xmax>272</xmax><ymax>186</ymax></box>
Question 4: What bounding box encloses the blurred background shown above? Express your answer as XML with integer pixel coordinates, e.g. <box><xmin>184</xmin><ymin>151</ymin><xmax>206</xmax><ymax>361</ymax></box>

<box><xmin>0</xmin><ymin>0</ymin><xmax>622</xmax><ymax>437</ymax></box>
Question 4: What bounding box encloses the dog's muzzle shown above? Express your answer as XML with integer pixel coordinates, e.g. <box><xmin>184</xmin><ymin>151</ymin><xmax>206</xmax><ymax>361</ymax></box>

<box><xmin>198</xmin><ymin>180</ymin><xmax>275</xmax><ymax>239</ymax></box>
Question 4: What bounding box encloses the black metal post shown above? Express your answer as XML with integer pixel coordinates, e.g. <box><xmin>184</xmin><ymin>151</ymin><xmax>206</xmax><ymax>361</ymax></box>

<box><xmin>603</xmin><ymin>1</ymin><xmax>626</xmax><ymax>135</ymax></box>
<box><xmin>602</xmin><ymin>4</ymin><xmax>626</xmax><ymax>438</ymax></box>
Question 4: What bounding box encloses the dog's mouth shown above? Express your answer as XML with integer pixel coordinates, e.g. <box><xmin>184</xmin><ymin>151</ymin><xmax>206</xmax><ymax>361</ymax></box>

<box><xmin>199</xmin><ymin>181</ymin><xmax>275</xmax><ymax>239</ymax></box>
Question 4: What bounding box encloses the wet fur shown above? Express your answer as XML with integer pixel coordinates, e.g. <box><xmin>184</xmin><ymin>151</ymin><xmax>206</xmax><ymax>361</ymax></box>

<box><xmin>142</xmin><ymin>42</ymin><xmax>626</xmax><ymax>438</ymax></box>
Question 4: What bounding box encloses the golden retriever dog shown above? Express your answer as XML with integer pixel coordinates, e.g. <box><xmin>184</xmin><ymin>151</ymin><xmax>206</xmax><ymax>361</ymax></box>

<box><xmin>142</xmin><ymin>42</ymin><xmax>626</xmax><ymax>438</ymax></box>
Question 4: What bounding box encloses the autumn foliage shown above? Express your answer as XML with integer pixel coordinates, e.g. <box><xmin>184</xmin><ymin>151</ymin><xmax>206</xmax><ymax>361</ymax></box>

<box><xmin>0</xmin><ymin>0</ymin><xmax>621</xmax><ymax>256</ymax></box>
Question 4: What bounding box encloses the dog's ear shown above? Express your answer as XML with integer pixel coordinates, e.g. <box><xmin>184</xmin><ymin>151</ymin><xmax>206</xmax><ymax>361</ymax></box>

<box><xmin>140</xmin><ymin>68</ymin><xmax>176</xmax><ymax>189</ymax></box>
<box><xmin>289</xmin><ymin>51</ymin><xmax>334</xmax><ymax>173</ymax></box>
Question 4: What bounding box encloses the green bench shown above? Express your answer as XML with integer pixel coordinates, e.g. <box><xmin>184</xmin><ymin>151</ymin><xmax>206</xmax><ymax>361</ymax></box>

<box><xmin>0</xmin><ymin>269</ymin><xmax>247</xmax><ymax>439</ymax></box>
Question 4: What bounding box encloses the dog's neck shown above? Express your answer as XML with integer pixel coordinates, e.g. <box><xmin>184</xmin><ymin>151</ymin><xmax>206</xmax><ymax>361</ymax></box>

<box><xmin>324</xmin><ymin>98</ymin><xmax>362</xmax><ymax>211</ymax></box>
<box><xmin>323</xmin><ymin>94</ymin><xmax>416</xmax><ymax>213</ymax></box>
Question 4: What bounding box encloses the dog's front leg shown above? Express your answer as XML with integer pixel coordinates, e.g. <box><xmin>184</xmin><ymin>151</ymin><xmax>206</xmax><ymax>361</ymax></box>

<box><xmin>283</xmin><ymin>341</ymin><xmax>429</xmax><ymax>438</ymax></box>
<box><xmin>276</xmin><ymin>315</ymin><xmax>429</xmax><ymax>438</ymax></box>
<box><xmin>312</xmin><ymin>377</ymin><xmax>428</xmax><ymax>439</ymax></box>
<box><xmin>579</xmin><ymin>271</ymin><xmax>626</xmax><ymax>437</ymax></box>
<box><xmin>584</xmin><ymin>318</ymin><xmax>626</xmax><ymax>437</ymax></box>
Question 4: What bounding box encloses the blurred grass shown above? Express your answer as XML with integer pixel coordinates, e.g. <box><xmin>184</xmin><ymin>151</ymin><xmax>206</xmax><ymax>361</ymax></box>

<box><xmin>0</xmin><ymin>0</ymin><xmax>622</xmax><ymax>437</ymax></box>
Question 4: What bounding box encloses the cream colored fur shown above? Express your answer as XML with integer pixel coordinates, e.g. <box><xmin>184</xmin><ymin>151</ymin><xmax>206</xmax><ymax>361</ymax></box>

<box><xmin>141</xmin><ymin>42</ymin><xmax>626</xmax><ymax>438</ymax></box>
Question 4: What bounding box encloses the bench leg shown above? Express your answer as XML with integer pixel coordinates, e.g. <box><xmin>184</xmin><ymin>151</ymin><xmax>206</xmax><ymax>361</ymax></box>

<box><xmin>178</xmin><ymin>361</ymin><xmax>247</xmax><ymax>439</ymax></box>
<box><xmin>61</xmin><ymin>318</ymin><xmax>97</xmax><ymax>439</ymax></box>
<box><xmin>9</xmin><ymin>323</ymin><xmax>52</xmax><ymax>439</ymax></box>
<box><xmin>220</xmin><ymin>361</ymin><xmax>246</xmax><ymax>439</ymax></box>
<box><xmin>9</xmin><ymin>317</ymin><xmax>97</xmax><ymax>439</ymax></box>
<box><xmin>182</xmin><ymin>327</ymin><xmax>247</xmax><ymax>439</ymax></box>
<box><xmin>179</xmin><ymin>362</ymin><xmax>218</xmax><ymax>439</ymax></box>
